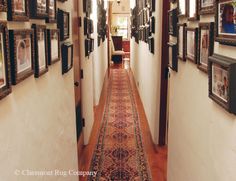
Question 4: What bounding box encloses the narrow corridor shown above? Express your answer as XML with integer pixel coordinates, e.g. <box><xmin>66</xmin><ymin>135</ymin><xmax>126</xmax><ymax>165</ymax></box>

<box><xmin>78</xmin><ymin>65</ymin><xmax>167</xmax><ymax>181</ymax></box>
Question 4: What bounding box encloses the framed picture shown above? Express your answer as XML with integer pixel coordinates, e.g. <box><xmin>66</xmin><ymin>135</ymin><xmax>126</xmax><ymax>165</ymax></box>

<box><xmin>9</xmin><ymin>29</ymin><xmax>34</xmax><ymax>85</ymax></box>
<box><xmin>46</xmin><ymin>0</ymin><xmax>56</xmax><ymax>23</ymax></box>
<box><xmin>199</xmin><ymin>0</ymin><xmax>215</xmax><ymax>15</ymax></box>
<box><xmin>178</xmin><ymin>0</ymin><xmax>188</xmax><ymax>17</ymax></box>
<box><xmin>177</xmin><ymin>23</ymin><xmax>186</xmax><ymax>61</ymax></box>
<box><xmin>188</xmin><ymin>0</ymin><xmax>199</xmax><ymax>21</ymax></box>
<box><xmin>215</xmin><ymin>0</ymin><xmax>236</xmax><ymax>46</ymax></box>
<box><xmin>197</xmin><ymin>22</ymin><xmax>214</xmax><ymax>72</ymax></box>
<box><xmin>150</xmin><ymin>16</ymin><xmax>155</xmax><ymax>34</ymax></box>
<box><xmin>61</xmin><ymin>42</ymin><xmax>73</xmax><ymax>74</ymax></box>
<box><xmin>168</xmin><ymin>8</ymin><xmax>178</xmax><ymax>36</ymax></box>
<box><xmin>186</xmin><ymin>27</ymin><xmax>198</xmax><ymax>63</ymax></box>
<box><xmin>85</xmin><ymin>38</ymin><xmax>89</xmax><ymax>57</ymax></box>
<box><xmin>0</xmin><ymin>0</ymin><xmax>7</xmax><ymax>11</ymax></box>
<box><xmin>57</xmin><ymin>9</ymin><xmax>70</xmax><ymax>41</ymax></box>
<box><xmin>32</xmin><ymin>24</ymin><xmax>48</xmax><ymax>78</ymax></box>
<box><xmin>168</xmin><ymin>42</ymin><xmax>178</xmax><ymax>72</ymax></box>
<box><xmin>208</xmin><ymin>53</ymin><xmax>236</xmax><ymax>114</ymax></box>
<box><xmin>29</xmin><ymin>0</ymin><xmax>48</xmax><ymax>19</ymax></box>
<box><xmin>0</xmin><ymin>22</ymin><xmax>11</xmax><ymax>100</ymax></box>
<box><xmin>148</xmin><ymin>37</ymin><xmax>154</xmax><ymax>54</ymax></box>
<box><xmin>7</xmin><ymin>0</ymin><xmax>29</xmax><ymax>21</ymax></box>
<box><xmin>83</xmin><ymin>0</ymin><xmax>92</xmax><ymax>14</ymax></box>
<box><xmin>47</xmin><ymin>29</ymin><xmax>60</xmax><ymax>65</ymax></box>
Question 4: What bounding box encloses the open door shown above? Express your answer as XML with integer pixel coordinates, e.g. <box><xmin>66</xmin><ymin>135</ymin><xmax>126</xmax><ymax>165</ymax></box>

<box><xmin>72</xmin><ymin>0</ymin><xmax>84</xmax><ymax>151</ymax></box>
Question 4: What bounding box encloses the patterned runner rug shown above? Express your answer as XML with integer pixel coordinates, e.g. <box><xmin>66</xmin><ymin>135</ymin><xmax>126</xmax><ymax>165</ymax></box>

<box><xmin>88</xmin><ymin>69</ymin><xmax>152</xmax><ymax>181</ymax></box>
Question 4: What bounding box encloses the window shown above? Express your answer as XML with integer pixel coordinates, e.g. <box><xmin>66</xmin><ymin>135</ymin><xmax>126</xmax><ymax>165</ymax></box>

<box><xmin>116</xmin><ymin>17</ymin><xmax>128</xmax><ymax>39</ymax></box>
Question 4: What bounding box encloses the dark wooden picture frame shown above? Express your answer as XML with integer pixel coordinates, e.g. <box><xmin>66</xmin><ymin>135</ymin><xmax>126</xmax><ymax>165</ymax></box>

<box><xmin>61</xmin><ymin>42</ymin><xmax>73</xmax><ymax>74</ymax></box>
<box><xmin>186</xmin><ymin>27</ymin><xmax>198</xmax><ymax>63</ymax></box>
<box><xmin>199</xmin><ymin>0</ymin><xmax>215</xmax><ymax>15</ymax></box>
<box><xmin>197</xmin><ymin>22</ymin><xmax>214</xmax><ymax>73</ymax></box>
<box><xmin>9</xmin><ymin>29</ymin><xmax>34</xmax><ymax>85</ymax></box>
<box><xmin>83</xmin><ymin>0</ymin><xmax>92</xmax><ymax>14</ymax></box>
<box><xmin>32</xmin><ymin>24</ymin><xmax>48</xmax><ymax>78</ymax></box>
<box><xmin>46</xmin><ymin>0</ymin><xmax>57</xmax><ymax>23</ymax></box>
<box><xmin>57</xmin><ymin>9</ymin><xmax>70</xmax><ymax>41</ymax></box>
<box><xmin>150</xmin><ymin>16</ymin><xmax>155</xmax><ymax>34</ymax></box>
<box><xmin>168</xmin><ymin>8</ymin><xmax>178</xmax><ymax>36</ymax></box>
<box><xmin>178</xmin><ymin>0</ymin><xmax>188</xmax><ymax>17</ymax></box>
<box><xmin>0</xmin><ymin>0</ymin><xmax>7</xmax><ymax>11</ymax></box>
<box><xmin>148</xmin><ymin>37</ymin><xmax>154</xmax><ymax>54</ymax></box>
<box><xmin>0</xmin><ymin>22</ymin><xmax>11</xmax><ymax>100</ymax></box>
<box><xmin>188</xmin><ymin>0</ymin><xmax>199</xmax><ymax>21</ymax></box>
<box><xmin>168</xmin><ymin>42</ymin><xmax>178</xmax><ymax>72</ymax></box>
<box><xmin>29</xmin><ymin>0</ymin><xmax>49</xmax><ymax>19</ymax></box>
<box><xmin>177</xmin><ymin>23</ymin><xmax>186</xmax><ymax>61</ymax></box>
<box><xmin>208</xmin><ymin>53</ymin><xmax>236</xmax><ymax>114</ymax></box>
<box><xmin>215</xmin><ymin>0</ymin><xmax>236</xmax><ymax>46</ymax></box>
<box><xmin>7</xmin><ymin>0</ymin><xmax>29</xmax><ymax>21</ymax></box>
<box><xmin>47</xmin><ymin>29</ymin><xmax>60</xmax><ymax>65</ymax></box>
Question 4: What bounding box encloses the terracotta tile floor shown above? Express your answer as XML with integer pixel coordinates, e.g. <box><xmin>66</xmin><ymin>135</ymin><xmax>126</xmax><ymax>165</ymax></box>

<box><xmin>78</xmin><ymin>63</ymin><xmax>167</xmax><ymax>181</ymax></box>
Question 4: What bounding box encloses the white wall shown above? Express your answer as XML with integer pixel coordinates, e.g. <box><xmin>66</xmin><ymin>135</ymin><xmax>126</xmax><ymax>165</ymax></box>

<box><xmin>112</xmin><ymin>0</ymin><xmax>130</xmax><ymax>14</ymax></box>
<box><xmin>0</xmin><ymin>1</ymin><xmax>78</xmax><ymax>180</ymax></box>
<box><xmin>168</xmin><ymin>2</ymin><xmax>236</xmax><ymax>181</ymax></box>
<box><xmin>130</xmin><ymin>0</ymin><xmax>163</xmax><ymax>144</ymax></box>
<box><xmin>79</xmin><ymin>0</ymin><xmax>108</xmax><ymax>144</ymax></box>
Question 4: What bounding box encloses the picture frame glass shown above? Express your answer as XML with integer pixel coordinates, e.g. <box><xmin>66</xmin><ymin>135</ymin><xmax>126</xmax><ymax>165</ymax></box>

<box><xmin>178</xmin><ymin>26</ymin><xmax>183</xmax><ymax>56</ymax></box>
<box><xmin>187</xmin><ymin>31</ymin><xmax>195</xmax><ymax>59</ymax></box>
<box><xmin>16</xmin><ymin>34</ymin><xmax>32</xmax><ymax>74</ymax></box>
<box><xmin>179</xmin><ymin>0</ymin><xmax>186</xmax><ymax>15</ymax></box>
<box><xmin>67</xmin><ymin>46</ymin><xmax>72</xmax><ymax>69</ymax></box>
<box><xmin>169</xmin><ymin>46</ymin><xmax>173</xmax><ymax>68</ymax></box>
<box><xmin>200</xmin><ymin>29</ymin><xmax>210</xmax><ymax>66</ymax></box>
<box><xmin>0</xmin><ymin>33</ymin><xmax>6</xmax><ymax>89</ymax></box>
<box><xmin>37</xmin><ymin>0</ymin><xmax>47</xmax><ymax>14</ymax></box>
<box><xmin>218</xmin><ymin>1</ymin><xmax>236</xmax><ymax>35</ymax></box>
<box><xmin>64</xmin><ymin>14</ymin><xmax>69</xmax><ymax>36</ymax></box>
<box><xmin>49</xmin><ymin>0</ymin><xmax>55</xmax><ymax>19</ymax></box>
<box><xmin>189</xmin><ymin>0</ymin><xmax>196</xmax><ymax>17</ymax></box>
<box><xmin>51</xmin><ymin>32</ymin><xmax>59</xmax><ymax>60</ymax></box>
<box><xmin>38</xmin><ymin>29</ymin><xmax>46</xmax><ymax>70</ymax></box>
<box><xmin>202</xmin><ymin>0</ymin><xmax>214</xmax><ymax>8</ymax></box>
<box><xmin>14</xmin><ymin>0</ymin><xmax>26</xmax><ymax>13</ymax></box>
<box><xmin>212</xmin><ymin>63</ymin><xmax>229</xmax><ymax>102</ymax></box>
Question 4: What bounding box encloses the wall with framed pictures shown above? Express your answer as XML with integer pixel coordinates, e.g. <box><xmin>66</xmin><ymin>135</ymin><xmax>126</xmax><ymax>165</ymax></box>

<box><xmin>168</xmin><ymin>1</ymin><xmax>236</xmax><ymax>181</ymax></box>
<box><xmin>0</xmin><ymin>0</ymin><xmax>79</xmax><ymax>179</ymax></box>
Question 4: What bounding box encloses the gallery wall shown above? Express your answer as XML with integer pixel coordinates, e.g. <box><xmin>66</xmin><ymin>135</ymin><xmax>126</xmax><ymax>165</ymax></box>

<box><xmin>130</xmin><ymin>0</ymin><xmax>163</xmax><ymax>144</ymax></box>
<box><xmin>0</xmin><ymin>1</ymin><xmax>78</xmax><ymax>180</ymax></box>
<box><xmin>168</xmin><ymin>1</ymin><xmax>236</xmax><ymax>181</ymax></box>
<box><xmin>79</xmin><ymin>0</ymin><xmax>108</xmax><ymax>144</ymax></box>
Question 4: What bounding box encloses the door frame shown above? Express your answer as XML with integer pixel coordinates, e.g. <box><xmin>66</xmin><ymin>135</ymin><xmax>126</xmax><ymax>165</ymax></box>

<box><xmin>158</xmin><ymin>0</ymin><xmax>170</xmax><ymax>146</ymax></box>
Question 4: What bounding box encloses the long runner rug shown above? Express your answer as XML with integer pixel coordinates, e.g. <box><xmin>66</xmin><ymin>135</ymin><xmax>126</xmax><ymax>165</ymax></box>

<box><xmin>88</xmin><ymin>69</ymin><xmax>152</xmax><ymax>181</ymax></box>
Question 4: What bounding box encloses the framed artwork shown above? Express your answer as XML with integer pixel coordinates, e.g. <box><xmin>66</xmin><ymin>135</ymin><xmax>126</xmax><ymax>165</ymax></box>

<box><xmin>178</xmin><ymin>0</ymin><xmax>188</xmax><ymax>17</ymax></box>
<box><xmin>46</xmin><ymin>0</ymin><xmax>56</xmax><ymax>23</ymax></box>
<box><xmin>57</xmin><ymin>9</ymin><xmax>70</xmax><ymax>41</ymax></box>
<box><xmin>47</xmin><ymin>29</ymin><xmax>60</xmax><ymax>65</ymax></box>
<box><xmin>84</xmin><ymin>17</ymin><xmax>88</xmax><ymax>35</ymax></box>
<box><xmin>208</xmin><ymin>53</ymin><xmax>236</xmax><ymax>114</ymax></box>
<box><xmin>0</xmin><ymin>0</ymin><xmax>7</xmax><ymax>11</ymax></box>
<box><xmin>90</xmin><ymin>38</ymin><xmax>94</xmax><ymax>52</ymax></box>
<box><xmin>168</xmin><ymin>42</ymin><xmax>178</xmax><ymax>72</ymax></box>
<box><xmin>150</xmin><ymin>16</ymin><xmax>155</xmax><ymax>34</ymax></box>
<box><xmin>148</xmin><ymin>37</ymin><xmax>154</xmax><ymax>54</ymax></box>
<box><xmin>29</xmin><ymin>0</ymin><xmax>48</xmax><ymax>19</ymax></box>
<box><xmin>188</xmin><ymin>0</ymin><xmax>199</xmax><ymax>21</ymax></box>
<box><xmin>197</xmin><ymin>22</ymin><xmax>214</xmax><ymax>73</ymax></box>
<box><xmin>9</xmin><ymin>29</ymin><xmax>34</xmax><ymax>85</ymax></box>
<box><xmin>215</xmin><ymin>0</ymin><xmax>236</xmax><ymax>46</ymax></box>
<box><xmin>83</xmin><ymin>0</ymin><xmax>92</xmax><ymax>14</ymax></box>
<box><xmin>186</xmin><ymin>27</ymin><xmax>198</xmax><ymax>63</ymax></box>
<box><xmin>32</xmin><ymin>24</ymin><xmax>48</xmax><ymax>78</ymax></box>
<box><xmin>0</xmin><ymin>22</ymin><xmax>11</xmax><ymax>100</ymax></box>
<box><xmin>168</xmin><ymin>8</ymin><xmax>178</xmax><ymax>36</ymax></box>
<box><xmin>61</xmin><ymin>42</ymin><xmax>73</xmax><ymax>74</ymax></box>
<box><xmin>177</xmin><ymin>23</ymin><xmax>186</xmax><ymax>61</ymax></box>
<box><xmin>85</xmin><ymin>38</ymin><xmax>89</xmax><ymax>57</ymax></box>
<box><xmin>7</xmin><ymin>0</ymin><xmax>29</xmax><ymax>21</ymax></box>
<box><xmin>199</xmin><ymin>0</ymin><xmax>215</xmax><ymax>15</ymax></box>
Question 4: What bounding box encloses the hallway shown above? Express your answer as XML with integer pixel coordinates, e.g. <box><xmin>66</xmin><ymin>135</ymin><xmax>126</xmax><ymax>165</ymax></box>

<box><xmin>78</xmin><ymin>65</ymin><xmax>167</xmax><ymax>181</ymax></box>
